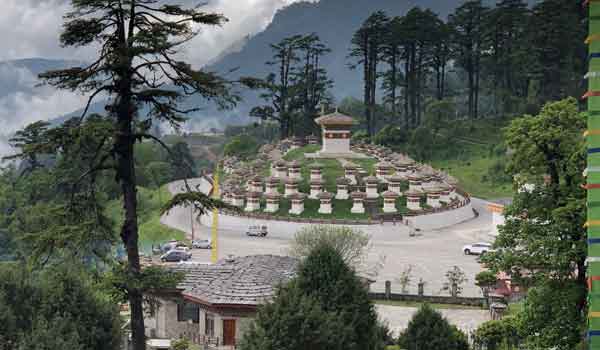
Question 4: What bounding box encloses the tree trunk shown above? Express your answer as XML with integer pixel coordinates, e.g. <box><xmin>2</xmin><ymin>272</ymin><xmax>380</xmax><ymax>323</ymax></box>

<box><xmin>390</xmin><ymin>52</ymin><xmax>397</xmax><ymax>117</ymax></box>
<box><xmin>474</xmin><ymin>55</ymin><xmax>480</xmax><ymax>119</ymax></box>
<box><xmin>362</xmin><ymin>34</ymin><xmax>372</xmax><ymax>140</ymax></box>
<box><xmin>416</xmin><ymin>49</ymin><xmax>423</xmax><ymax>125</ymax></box>
<box><xmin>369</xmin><ymin>46</ymin><xmax>378</xmax><ymax>138</ymax></box>
<box><xmin>404</xmin><ymin>55</ymin><xmax>410</xmax><ymax>128</ymax></box>
<box><xmin>115</xmin><ymin>80</ymin><xmax>145</xmax><ymax>350</ymax></box>
<box><xmin>468</xmin><ymin>62</ymin><xmax>474</xmax><ymax>119</ymax></box>
<box><xmin>409</xmin><ymin>45</ymin><xmax>417</xmax><ymax>127</ymax></box>
<box><xmin>441</xmin><ymin>63</ymin><xmax>446</xmax><ymax>100</ymax></box>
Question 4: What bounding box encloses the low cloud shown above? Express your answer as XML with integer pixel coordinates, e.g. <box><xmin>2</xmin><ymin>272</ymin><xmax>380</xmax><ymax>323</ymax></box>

<box><xmin>0</xmin><ymin>63</ymin><xmax>87</xmax><ymax>157</ymax></box>
<box><xmin>0</xmin><ymin>0</ymin><xmax>314</xmax><ymax>65</ymax></box>
<box><xmin>0</xmin><ymin>0</ymin><xmax>315</xmax><ymax>157</ymax></box>
<box><xmin>183</xmin><ymin>0</ymin><xmax>317</xmax><ymax>66</ymax></box>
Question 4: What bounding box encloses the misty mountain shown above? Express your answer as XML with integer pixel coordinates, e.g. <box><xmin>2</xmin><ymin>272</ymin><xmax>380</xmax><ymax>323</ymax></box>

<box><xmin>0</xmin><ymin>0</ymin><xmax>541</xmax><ymax>138</ymax></box>
<box><xmin>206</xmin><ymin>0</ymin><xmax>538</xmax><ymax>121</ymax></box>
<box><xmin>208</xmin><ymin>0</ymin><xmax>460</xmax><ymax>111</ymax></box>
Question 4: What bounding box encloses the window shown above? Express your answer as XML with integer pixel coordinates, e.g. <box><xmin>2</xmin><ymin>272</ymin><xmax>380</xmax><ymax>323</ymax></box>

<box><xmin>177</xmin><ymin>302</ymin><xmax>199</xmax><ymax>324</ymax></box>
<box><xmin>205</xmin><ymin>313</ymin><xmax>215</xmax><ymax>337</ymax></box>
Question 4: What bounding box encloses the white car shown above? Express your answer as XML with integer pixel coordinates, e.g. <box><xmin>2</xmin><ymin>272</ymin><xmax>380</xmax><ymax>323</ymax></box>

<box><xmin>463</xmin><ymin>242</ymin><xmax>493</xmax><ymax>255</ymax></box>
<box><xmin>246</xmin><ymin>225</ymin><xmax>268</xmax><ymax>237</ymax></box>
<box><xmin>192</xmin><ymin>239</ymin><xmax>212</xmax><ymax>249</ymax></box>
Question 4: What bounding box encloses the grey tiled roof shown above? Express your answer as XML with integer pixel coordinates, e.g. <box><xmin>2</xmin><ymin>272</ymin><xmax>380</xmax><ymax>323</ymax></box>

<box><xmin>171</xmin><ymin>255</ymin><xmax>298</xmax><ymax>306</ymax></box>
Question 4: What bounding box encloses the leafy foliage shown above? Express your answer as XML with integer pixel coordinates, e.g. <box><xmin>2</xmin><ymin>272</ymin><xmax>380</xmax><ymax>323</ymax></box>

<box><xmin>475</xmin><ymin>270</ymin><xmax>497</xmax><ymax>298</ymax></box>
<box><xmin>0</xmin><ymin>263</ymin><xmax>122</xmax><ymax>350</ymax></box>
<box><xmin>398</xmin><ymin>304</ymin><xmax>469</xmax><ymax>350</ymax></box>
<box><xmin>289</xmin><ymin>225</ymin><xmax>371</xmax><ymax>269</ymax></box>
<box><xmin>473</xmin><ymin>317</ymin><xmax>520</xmax><ymax>350</ymax></box>
<box><xmin>5</xmin><ymin>1</ymin><xmax>257</xmax><ymax>349</ymax></box>
<box><xmin>239</xmin><ymin>283</ymin><xmax>353</xmax><ymax>350</ymax></box>
<box><xmin>349</xmin><ymin>11</ymin><xmax>390</xmax><ymax>137</ymax></box>
<box><xmin>223</xmin><ymin>135</ymin><xmax>260</xmax><ymax>160</ymax></box>
<box><xmin>517</xmin><ymin>281</ymin><xmax>585</xmax><ymax>350</ymax></box>
<box><xmin>480</xmin><ymin>98</ymin><xmax>586</xmax><ymax>349</ymax></box>
<box><xmin>295</xmin><ymin>244</ymin><xmax>384</xmax><ymax>350</ymax></box>
<box><xmin>442</xmin><ymin>266</ymin><xmax>468</xmax><ymax>297</ymax></box>
<box><xmin>251</xmin><ymin>34</ymin><xmax>332</xmax><ymax>138</ymax></box>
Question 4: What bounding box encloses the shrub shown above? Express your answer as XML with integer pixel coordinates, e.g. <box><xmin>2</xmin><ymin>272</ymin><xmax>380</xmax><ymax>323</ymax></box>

<box><xmin>373</xmin><ymin>126</ymin><xmax>408</xmax><ymax>150</ymax></box>
<box><xmin>398</xmin><ymin>304</ymin><xmax>469</xmax><ymax>350</ymax></box>
<box><xmin>223</xmin><ymin>135</ymin><xmax>259</xmax><ymax>159</ymax></box>
<box><xmin>289</xmin><ymin>225</ymin><xmax>371</xmax><ymax>268</ymax></box>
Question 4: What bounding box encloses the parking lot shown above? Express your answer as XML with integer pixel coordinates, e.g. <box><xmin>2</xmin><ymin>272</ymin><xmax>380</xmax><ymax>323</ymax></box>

<box><xmin>161</xmin><ymin>181</ymin><xmax>494</xmax><ymax>297</ymax></box>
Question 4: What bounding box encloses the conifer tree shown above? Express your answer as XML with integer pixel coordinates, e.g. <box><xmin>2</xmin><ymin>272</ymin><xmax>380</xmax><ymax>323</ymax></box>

<box><xmin>449</xmin><ymin>0</ymin><xmax>488</xmax><ymax>119</ymax></box>
<box><xmin>399</xmin><ymin>304</ymin><xmax>469</xmax><ymax>350</ymax></box>
<box><xmin>24</xmin><ymin>2</ymin><xmax>254</xmax><ymax>349</ymax></box>
<box><xmin>349</xmin><ymin>11</ymin><xmax>390</xmax><ymax>139</ymax></box>
<box><xmin>295</xmin><ymin>244</ymin><xmax>383</xmax><ymax>350</ymax></box>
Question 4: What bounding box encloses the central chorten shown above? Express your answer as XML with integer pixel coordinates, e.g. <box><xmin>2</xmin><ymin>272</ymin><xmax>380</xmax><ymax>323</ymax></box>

<box><xmin>304</xmin><ymin>108</ymin><xmax>367</xmax><ymax>159</ymax></box>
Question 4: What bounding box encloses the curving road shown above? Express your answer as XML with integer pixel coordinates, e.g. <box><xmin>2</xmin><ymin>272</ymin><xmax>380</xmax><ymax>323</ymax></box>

<box><xmin>161</xmin><ymin>178</ymin><xmax>495</xmax><ymax>298</ymax></box>
<box><xmin>160</xmin><ymin>178</ymin><xmax>494</xmax><ymax>334</ymax></box>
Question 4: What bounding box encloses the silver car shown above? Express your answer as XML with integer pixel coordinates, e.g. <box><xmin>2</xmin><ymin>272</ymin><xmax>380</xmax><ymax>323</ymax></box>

<box><xmin>192</xmin><ymin>239</ymin><xmax>212</xmax><ymax>249</ymax></box>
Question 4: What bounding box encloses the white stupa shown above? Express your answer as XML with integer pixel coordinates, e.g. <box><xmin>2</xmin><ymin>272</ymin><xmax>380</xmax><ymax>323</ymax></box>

<box><xmin>305</xmin><ymin>108</ymin><xmax>367</xmax><ymax>159</ymax></box>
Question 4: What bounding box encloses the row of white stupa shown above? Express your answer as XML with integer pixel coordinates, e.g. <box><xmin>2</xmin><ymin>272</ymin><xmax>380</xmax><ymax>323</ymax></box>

<box><xmin>221</xmin><ymin>162</ymin><xmax>461</xmax><ymax>215</ymax></box>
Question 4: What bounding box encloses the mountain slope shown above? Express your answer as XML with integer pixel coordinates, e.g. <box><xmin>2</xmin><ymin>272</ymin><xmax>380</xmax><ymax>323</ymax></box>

<box><xmin>208</xmin><ymin>0</ymin><xmax>539</xmax><ymax>119</ymax></box>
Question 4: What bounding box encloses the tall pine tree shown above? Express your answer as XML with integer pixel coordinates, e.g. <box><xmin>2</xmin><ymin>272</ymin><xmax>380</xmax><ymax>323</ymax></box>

<box><xmin>33</xmin><ymin>2</ymin><xmax>253</xmax><ymax>349</ymax></box>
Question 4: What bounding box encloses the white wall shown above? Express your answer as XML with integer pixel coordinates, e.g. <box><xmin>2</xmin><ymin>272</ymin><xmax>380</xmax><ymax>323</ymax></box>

<box><xmin>490</xmin><ymin>211</ymin><xmax>505</xmax><ymax>237</ymax></box>
<box><xmin>200</xmin><ymin>203</ymin><xmax>476</xmax><ymax>233</ymax></box>
<box><xmin>404</xmin><ymin>203</ymin><xmax>475</xmax><ymax>231</ymax></box>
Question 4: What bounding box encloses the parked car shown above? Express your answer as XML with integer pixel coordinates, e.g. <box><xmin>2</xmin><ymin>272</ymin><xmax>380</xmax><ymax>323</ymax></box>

<box><xmin>246</xmin><ymin>225</ymin><xmax>268</xmax><ymax>237</ymax></box>
<box><xmin>463</xmin><ymin>242</ymin><xmax>493</xmax><ymax>255</ymax></box>
<box><xmin>192</xmin><ymin>239</ymin><xmax>212</xmax><ymax>249</ymax></box>
<box><xmin>160</xmin><ymin>249</ymin><xmax>192</xmax><ymax>262</ymax></box>
<box><xmin>159</xmin><ymin>240</ymin><xmax>189</xmax><ymax>253</ymax></box>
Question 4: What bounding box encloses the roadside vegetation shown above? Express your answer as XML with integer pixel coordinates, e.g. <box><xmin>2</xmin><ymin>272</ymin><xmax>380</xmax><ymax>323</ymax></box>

<box><xmin>106</xmin><ymin>186</ymin><xmax>186</xmax><ymax>254</ymax></box>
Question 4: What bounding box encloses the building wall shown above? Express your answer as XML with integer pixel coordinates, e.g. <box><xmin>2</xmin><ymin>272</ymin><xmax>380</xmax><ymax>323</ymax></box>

<box><xmin>145</xmin><ymin>296</ymin><xmax>257</xmax><ymax>347</ymax></box>
<box><xmin>491</xmin><ymin>211</ymin><xmax>505</xmax><ymax>237</ymax></box>
<box><xmin>145</xmin><ymin>298</ymin><xmax>201</xmax><ymax>340</ymax></box>
<box><xmin>321</xmin><ymin>129</ymin><xmax>350</xmax><ymax>154</ymax></box>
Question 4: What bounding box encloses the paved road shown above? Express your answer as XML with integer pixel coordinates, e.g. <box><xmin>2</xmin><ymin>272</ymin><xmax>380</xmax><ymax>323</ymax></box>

<box><xmin>160</xmin><ymin>178</ymin><xmax>494</xmax><ymax>332</ymax></box>
<box><xmin>161</xmin><ymin>178</ymin><xmax>494</xmax><ymax>298</ymax></box>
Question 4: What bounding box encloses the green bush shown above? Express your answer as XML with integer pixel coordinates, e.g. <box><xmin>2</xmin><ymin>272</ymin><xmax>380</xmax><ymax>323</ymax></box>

<box><xmin>295</xmin><ymin>244</ymin><xmax>384</xmax><ymax>350</ymax></box>
<box><xmin>473</xmin><ymin>317</ymin><xmax>520</xmax><ymax>350</ymax></box>
<box><xmin>223</xmin><ymin>135</ymin><xmax>259</xmax><ymax>159</ymax></box>
<box><xmin>374</xmin><ymin>126</ymin><xmax>408</xmax><ymax>150</ymax></box>
<box><xmin>0</xmin><ymin>264</ymin><xmax>122</xmax><ymax>350</ymax></box>
<box><xmin>239</xmin><ymin>283</ymin><xmax>352</xmax><ymax>350</ymax></box>
<box><xmin>398</xmin><ymin>304</ymin><xmax>469</xmax><ymax>350</ymax></box>
<box><xmin>352</xmin><ymin>130</ymin><xmax>370</xmax><ymax>143</ymax></box>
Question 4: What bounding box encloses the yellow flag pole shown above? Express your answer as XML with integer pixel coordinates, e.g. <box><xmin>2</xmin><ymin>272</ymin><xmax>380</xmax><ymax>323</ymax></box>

<box><xmin>211</xmin><ymin>166</ymin><xmax>220</xmax><ymax>263</ymax></box>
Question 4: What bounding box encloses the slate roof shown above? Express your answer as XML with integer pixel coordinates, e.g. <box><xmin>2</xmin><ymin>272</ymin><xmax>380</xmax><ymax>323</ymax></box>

<box><xmin>171</xmin><ymin>255</ymin><xmax>298</xmax><ymax>307</ymax></box>
<box><xmin>314</xmin><ymin>111</ymin><xmax>356</xmax><ymax>126</ymax></box>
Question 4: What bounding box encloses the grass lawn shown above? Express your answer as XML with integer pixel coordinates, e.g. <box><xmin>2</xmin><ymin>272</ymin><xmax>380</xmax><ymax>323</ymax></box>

<box><xmin>374</xmin><ymin>299</ymin><xmax>485</xmax><ymax>310</ymax></box>
<box><xmin>354</xmin><ymin>158</ymin><xmax>378</xmax><ymax>175</ymax></box>
<box><xmin>256</xmin><ymin>145</ymin><xmax>403</xmax><ymax>219</ymax></box>
<box><xmin>427</xmin><ymin>119</ymin><xmax>513</xmax><ymax>200</ymax></box>
<box><xmin>283</xmin><ymin>144</ymin><xmax>321</xmax><ymax>161</ymax></box>
<box><xmin>431</xmin><ymin>151</ymin><xmax>512</xmax><ymax>200</ymax></box>
<box><xmin>106</xmin><ymin>185</ymin><xmax>186</xmax><ymax>254</ymax></box>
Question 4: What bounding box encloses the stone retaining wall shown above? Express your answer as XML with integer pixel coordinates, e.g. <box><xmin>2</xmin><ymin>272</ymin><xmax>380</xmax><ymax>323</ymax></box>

<box><xmin>198</xmin><ymin>175</ymin><xmax>476</xmax><ymax>231</ymax></box>
<box><xmin>369</xmin><ymin>292</ymin><xmax>486</xmax><ymax>308</ymax></box>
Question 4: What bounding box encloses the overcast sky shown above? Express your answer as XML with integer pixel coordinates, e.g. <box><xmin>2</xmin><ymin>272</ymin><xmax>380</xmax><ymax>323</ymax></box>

<box><xmin>0</xmin><ymin>0</ymin><xmax>313</xmax><ymax>156</ymax></box>
<box><xmin>1</xmin><ymin>0</ymin><xmax>312</xmax><ymax>64</ymax></box>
